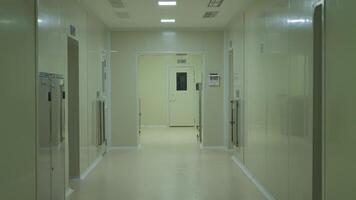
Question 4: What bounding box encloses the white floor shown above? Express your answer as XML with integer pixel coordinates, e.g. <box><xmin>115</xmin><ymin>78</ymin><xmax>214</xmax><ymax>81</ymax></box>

<box><xmin>69</xmin><ymin>127</ymin><xmax>265</xmax><ymax>200</ymax></box>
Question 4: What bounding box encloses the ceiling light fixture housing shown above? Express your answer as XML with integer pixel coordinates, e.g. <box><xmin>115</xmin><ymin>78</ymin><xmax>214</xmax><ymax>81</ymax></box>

<box><xmin>208</xmin><ymin>0</ymin><xmax>224</xmax><ymax>8</ymax></box>
<box><xmin>161</xmin><ymin>19</ymin><xmax>176</xmax><ymax>23</ymax></box>
<box><xmin>116</xmin><ymin>12</ymin><xmax>130</xmax><ymax>19</ymax></box>
<box><xmin>158</xmin><ymin>1</ymin><xmax>177</xmax><ymax>6</ymax></box>
<box><xmin>108</xmin><ymin>0</ymin><xmax>126</xmax><ymax>8</ymax></box>
<box><xmin>203</xmin><ymin>11</ymin><xmax>219</xmax><ymax>18</ymax></box>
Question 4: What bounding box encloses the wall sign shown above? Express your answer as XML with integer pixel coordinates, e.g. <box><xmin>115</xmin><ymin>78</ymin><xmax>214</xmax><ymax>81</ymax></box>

<box><xmin>208</xmin><ymin>73</ymin><xmax>220</xmax><ymax>87</ymax></box>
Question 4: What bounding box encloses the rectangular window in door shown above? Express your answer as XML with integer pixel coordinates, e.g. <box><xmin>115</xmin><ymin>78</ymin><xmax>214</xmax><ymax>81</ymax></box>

<box><xmin>176</xmin><ymin>72</ymin><xmax>187</xmax><ymax>91</ymax></box>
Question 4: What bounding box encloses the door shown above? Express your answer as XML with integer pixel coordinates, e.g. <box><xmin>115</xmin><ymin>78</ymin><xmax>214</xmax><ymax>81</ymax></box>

<box><xmin>169</xmin><ymin>67</ymin><xmax>195</xmax><ymax>127</ymax></box>
<box><xmin>51</xmin><ymin>76</ymin><xmax>66</xmax><ymax>200</ymax></box>
<box><xmin>38</xmin><ymin>74</ymin><xmax>65</xmax><ymax>200</ymax></box>
<box><xmin>38</xmin><ymin>74</ymin><xmax>52</xmax><ymax>200</ymax></box>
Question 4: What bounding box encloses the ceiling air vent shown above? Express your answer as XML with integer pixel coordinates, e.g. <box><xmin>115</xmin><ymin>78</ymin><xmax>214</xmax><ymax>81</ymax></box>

<box><xmin>176</xmin><ymin>53</ymin><xmax>188</xmax><ymax>56</ymax></box>
<box><xmin>203</xmin><ymin>11</ymin><xmax>219</xmax><ymax>18</ymax></box>
<box><xmin>208</xmin><ymin>0</ymin><xmax>224</xmax><ymax>8</ymax></box>
<box><xmin>108</xmin><ymin>0</ymin><xmax>125</xmax><ymax>8</ymax></box>
<box><xmin>116</xmin><ymin>12</ymin><xmax>130</xmax><ymax>19</ymax></box>
<box><xmin>177</xmin><ymin>59</ymin><xmax>187</xmax><ymax>64</ymax></box>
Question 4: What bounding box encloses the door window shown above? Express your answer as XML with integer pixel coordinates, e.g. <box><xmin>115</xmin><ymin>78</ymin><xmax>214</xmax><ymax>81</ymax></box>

<box><xmin>176</xmin><ymin>72</ymin><xmax>187</xmax><ymax>91</ymax></box>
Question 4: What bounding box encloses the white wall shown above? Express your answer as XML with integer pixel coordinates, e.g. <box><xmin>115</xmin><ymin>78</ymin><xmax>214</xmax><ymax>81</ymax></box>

<box><xmin>0</xmin><ymin>0</ymin><xmax>110</xmax><ymax>197</ymax></box>
<box><xmin>225</xmin><ymin>0</ymin><xmax>314</xmax><ymax>199</ymax></box>
<box><xmin>0</xmin><ymin>1</ymin><xmax>37</xmax><ymax>199</ymax></box>
<box><xmin>324</xmin><ymin>1</ymin><xmax>356</xmax><ymax>199</ymax></box>
<box><xmin>111</xmin><ymin>31</ymin><xmax>225</xmax><ymax>147</ymax></box>
<box><xmin>138</xmin><ymin>53</ymin><xmax>202</xmax><ymax>127</ymax></box>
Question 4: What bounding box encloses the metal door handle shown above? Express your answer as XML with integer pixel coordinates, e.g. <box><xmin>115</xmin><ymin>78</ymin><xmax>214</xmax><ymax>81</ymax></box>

<box><xmin>60</xmin><ymin>88</ymin><xmax>65</xmax><ymax>142</ymax></box>
<box><xmin>102</xmin><ymin>101</ymin><xmax>106</xmax><ymax>143</ymax></box>
<box><xmin>235</xmin><ymin>100</ymin><xmax>239</xmax><ymax>147</ymax></box>
<box><xmin>97</xmin><ymin>101</ymin><xmax>102</xmax><ymax>146</ymax></box>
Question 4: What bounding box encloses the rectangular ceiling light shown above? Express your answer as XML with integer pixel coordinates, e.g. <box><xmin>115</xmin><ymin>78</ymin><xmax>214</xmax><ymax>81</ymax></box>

<box><xmin>158</xmin><ymin>1</ymin><xmax>177</xmax><ymax>6</ymax></box>
<box><xmin>161</xmin><ymin>19</ymin><xmax>176</xmax><ymax>23</ymax></box>
<box><xmin>208</xmin><ymin>0</ymin><xmax>224</xmax><ymax>8</ymax></box>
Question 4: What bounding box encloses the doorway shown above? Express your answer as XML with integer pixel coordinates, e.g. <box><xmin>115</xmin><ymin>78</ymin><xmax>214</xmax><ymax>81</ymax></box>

<box><xmin>137</xmin><ymin>53</ymin><xmax>203</xmax><ymax>145</ymax></box>
<box><xmin>67</xmin><ymin>37</ymin><xmax>80</xmax><ymax>179</ymax></box>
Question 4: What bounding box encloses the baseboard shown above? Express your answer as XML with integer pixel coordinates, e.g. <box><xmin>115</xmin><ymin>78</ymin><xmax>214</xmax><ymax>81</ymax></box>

<box><xmin>80</xmin><ymin>155</ymin><xmax>103</xmax><ymax>180</ymax></box>
<box><xmin>225</xmin><ymin>148</ymin><xmax>235</xmax><ymax>152</ymax></box>
<box><xmin>65</xmin><ymin>187</ymin><xmax>74</xmax><ymax>199</ymax></box>
<box><xmin>231</xmin><ymin>156</ymin><xmax>276</xmax><ymax>200</ymax></box>
<box><xmin>141</xmin><ymin>125</ymin><xmax>168</xmax><ymax>128</ymax></box>
<box><xmin>109</xmin><ymin>145</ymin><xmax>140</xmax><ymax>151</ymax></box>
<box><xmin>200</xmin><ymin>145</ymin><xmax>228</xmax><ymax>150</ymax></box>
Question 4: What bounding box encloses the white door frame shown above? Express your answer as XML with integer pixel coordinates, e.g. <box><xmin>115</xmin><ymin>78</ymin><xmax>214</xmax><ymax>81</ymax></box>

<box><xmin>167</xmin><ymin>65</ymin><xmax>196</xmax><ymax>127</ymax></box>
<box><xmin>135</xmin><ymin>51</ymin><xmax>206</xmax><ymax>146</ymax></box>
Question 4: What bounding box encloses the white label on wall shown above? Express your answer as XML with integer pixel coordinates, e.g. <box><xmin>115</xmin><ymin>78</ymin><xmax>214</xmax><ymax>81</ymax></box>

<box><xmin>208</xmin><ymin>73</ymin><xmax>220</xmax><ymax>87</ymax></box>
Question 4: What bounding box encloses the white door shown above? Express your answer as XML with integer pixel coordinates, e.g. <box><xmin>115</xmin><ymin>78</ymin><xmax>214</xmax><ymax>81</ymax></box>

<box><xmin>169</xmin><ymin>67</ymin><xmax>195</xmax><ymax>127</ymax></box>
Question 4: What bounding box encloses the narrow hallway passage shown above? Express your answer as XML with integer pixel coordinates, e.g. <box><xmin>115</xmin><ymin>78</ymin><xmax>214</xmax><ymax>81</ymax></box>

<box><xmin>69</xmin><ymin>128</ymin><xmax>265</xmax><ymax>200</ymax></box>
<box><xmin>5</xmin><ymin>1</ymin><xmax>356</xmax><ymax>199</ymax></box>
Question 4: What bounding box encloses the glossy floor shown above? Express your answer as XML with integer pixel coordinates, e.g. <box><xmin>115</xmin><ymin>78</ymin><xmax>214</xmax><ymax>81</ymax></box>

<box><xmin>69</xmin><ymin>127</ymin><xmax>265</xmax><ymax>200</ymax></box>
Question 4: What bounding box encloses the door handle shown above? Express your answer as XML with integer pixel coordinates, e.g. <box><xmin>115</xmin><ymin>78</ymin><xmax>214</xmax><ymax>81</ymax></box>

<box><xmin>60</xmin><ymin>88</ymin><xmax>66</xmax><ymax>142</ymax></box>
<box><xmin>169</xmin><ymin>95</ymin><xmax>176</xmax><ymax>102</ymax></box>
<box><xmin>235</xmin><ymin>100</ymin><xmax>239</xmax><ymax>147</ymax></box>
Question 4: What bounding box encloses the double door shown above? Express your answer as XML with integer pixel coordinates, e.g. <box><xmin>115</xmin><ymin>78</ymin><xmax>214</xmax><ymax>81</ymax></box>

<box><xmin>38</xmin><ymin>73</ymin><xmax>65</xmax><ymax>200</ymax></box>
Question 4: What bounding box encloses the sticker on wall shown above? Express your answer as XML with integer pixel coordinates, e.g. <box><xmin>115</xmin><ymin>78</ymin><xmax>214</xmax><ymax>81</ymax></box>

<box><xmin>208</xmin><ymin>73</ymin><xmax>220</xmax><ymax>87</ymax></box>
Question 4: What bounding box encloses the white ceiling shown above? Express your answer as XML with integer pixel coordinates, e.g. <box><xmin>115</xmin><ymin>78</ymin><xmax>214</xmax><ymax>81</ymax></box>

<box><xmin>79</xmin><ymin>0</ymin><xmax>245</xmax><ymax>30</ymax></box>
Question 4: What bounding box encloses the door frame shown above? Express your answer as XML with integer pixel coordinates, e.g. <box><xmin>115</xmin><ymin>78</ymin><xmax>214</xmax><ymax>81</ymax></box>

<box><xmin>227</xmin><ymin>47</ymin><xmax>245</xmax><ymax>162</ymax></box>
<box><xmin>135</xmin><ymin>51</ymin><xmax>206</xmax><ymax>145</ymax></box>
<box><xmin>228</xmin><ymin>49</ymin><xmax>235</xmax><ymax>148</ymax></box>
<box><xmin>167</xmin><ymin>65</ymin><xmax>196</xmax><ymax>127</ymax></box>
<box><xmin>67</xmin><ymin>36</ymin><xmax>80</xmax><ymax>180</ymax></box>
<box><xmin>312</xmin><ymin>1</ymin><xmax>325</xmax><ymax>200</ymax></box>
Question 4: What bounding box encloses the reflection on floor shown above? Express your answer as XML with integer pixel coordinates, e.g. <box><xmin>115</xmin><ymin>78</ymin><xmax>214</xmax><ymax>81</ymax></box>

<box><xmin>69</xmin><ymin>127</ymin><xmax>265</xmax><ymax>200</ymax></box>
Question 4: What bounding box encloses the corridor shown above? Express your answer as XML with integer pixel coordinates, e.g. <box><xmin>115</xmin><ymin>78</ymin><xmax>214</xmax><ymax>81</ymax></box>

<box><xmin>2</xmin><ymin>0</ymin><xmax>356</xmax><ymax>199</ymax></box>
<box><xmin>70</xmin><ymin>128</ymin><xmax>264</xmax><ymax>200</ymax></box>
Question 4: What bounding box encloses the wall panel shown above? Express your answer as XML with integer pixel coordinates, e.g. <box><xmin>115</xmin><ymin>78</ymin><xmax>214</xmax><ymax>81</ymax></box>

<box><xmin>0</xmin><ymin>1</ymin><xmax>37</xmax><ymax>199</ymax></box>
<box><xmin>325</xmin><ymin>0</ymin><xmax>356</xmax><ymax>199</ymax></box>
<box><xmin>225</xmin><ymin>0</ymin><xmax>314</xmax><ymax>199</ymax></box>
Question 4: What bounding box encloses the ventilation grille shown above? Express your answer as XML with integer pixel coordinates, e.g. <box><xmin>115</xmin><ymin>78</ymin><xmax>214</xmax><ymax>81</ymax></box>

<box><xmin>208</xmin><ymin>0</ymin><xmax>224</xmax><ymax>8</ymax></box>
<box><xmin>108</xmin><ymin>0</ymin><xmax>125</xmax><ymax>8</ymax></box>
<box><xmin>177</xmin><ymin>59</ymin><xmax>187</xmax><ymax>64</ymax></box>
<box><xmin>116</xmin><ymin>12</ymin><xmax>130</xmax><ymax>19</ymax></box>
<box><xmin>176</xmin><ymin>53</ymin><xmax>188</xmax><ymax>56</ymax></box>
<box><xmin>203</xmin><ymin>11</ymin><xmax>219</xmax><ymax>18</ymax></box>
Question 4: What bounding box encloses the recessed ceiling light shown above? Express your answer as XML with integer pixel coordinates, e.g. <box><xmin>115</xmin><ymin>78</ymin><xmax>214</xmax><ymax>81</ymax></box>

<box><xmin>161</xmin><ymin>19</ymin><xmax>176</xmax><ymax>23</ymax></box>
<box><xmin>158</xmin><ymin>1</ymin><xmax>177</xmax><ymax>6</ymax></box>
